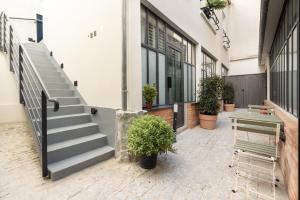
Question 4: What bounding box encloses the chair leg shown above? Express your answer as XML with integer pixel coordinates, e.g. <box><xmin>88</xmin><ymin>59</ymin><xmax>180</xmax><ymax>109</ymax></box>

<box><xmin>232</xmin><ymin>151</ymin><xmax>240</xmax><ymax>193</ymax></box>
<box><xmin>229</xmin><ymin>149</ymin><xmax>237</xmax><ymax>168</ymax></box>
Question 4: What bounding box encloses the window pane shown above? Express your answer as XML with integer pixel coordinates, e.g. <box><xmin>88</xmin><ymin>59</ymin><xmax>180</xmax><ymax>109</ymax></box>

<box><xmin>192</xmin><ymin>66</ymin><xmax>196</xmax><ymax>101</ymax></box>
<box><xmin>166</xmin><ymin>28</ymin><xmax>173</xmax><ymax>43</ymax></box>
<box><xmin>141</xmin><ymin>7</ymin><xmax>147</xmax><ymax>44</ymax></box>
<box><xmin>288</xmin><ymin>36</ymin><xmax>293</xmax><ymax>112</ymax></box>
<box><xmin>191</xmin><ymin>45</ymin><xmax>196</xmax><ymax>65</ymax></box>
<box><xmin>158</xmin><ymin>20</ymin><xmax>165</xmax><ymax>51</ymax></box>
<box><xmin>148</xmin><ymin>14</ymin><xmax>156</xmax><ymax>48</ymax></box>
<box><xmin>188</xmin><ymin>43</ymin><xmax>192</xmax><ymax>64</ymax></box>
<box><xmin>158</xmin><ymin>54</ymin><xmax>166</xmax><ymax>105</ymax></box>
<box><xmin>293</xmin><ymin>26</ymin><xmax>298</xmax><ymax>116</ymax></box>
<box><xmin>184</xmin><ymin>63</ymin><xmax>188</xmax><ymax>102</ymax></box>
<box><xmin>149</xmin><ymin>50</ymin><xmax>157</xmax><ymax>105</ymax></box>
<box><xmin>188</xmin><ymin>65</ymin><xmax>191</xmax><ymax>101</ymax></box>
<box><xmin>183</xmin><ymin>40</ymin><xmax>188</xmax><ymax>63</ymax></box>
<box><xmin>141</xmin><ymin>48</ymin><xmax>147</xmax><ymax>106</ymax></box>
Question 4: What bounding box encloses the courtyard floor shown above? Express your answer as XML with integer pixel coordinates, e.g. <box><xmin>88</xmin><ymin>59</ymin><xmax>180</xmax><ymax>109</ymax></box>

<box><xmin>0</xmin><ymin>110</ymin><xmax>288</xmax><ymax>200</ymax></box>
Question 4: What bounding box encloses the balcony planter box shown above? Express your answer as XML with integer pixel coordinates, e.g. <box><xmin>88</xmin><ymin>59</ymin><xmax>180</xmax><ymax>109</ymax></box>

<box><xmin>139</xmin><ymin>154</ymin><xmax>157</xmax><ymax>169</ymax></box>
<box><xmin>199</xmin><ymin>114</ymin><xmax>218</xmax><ymax>130</ymax></box>
<box><xmin>224</xmin><ymin>104</ymin><xmax>235</xmax><ymax>112</ymax></box>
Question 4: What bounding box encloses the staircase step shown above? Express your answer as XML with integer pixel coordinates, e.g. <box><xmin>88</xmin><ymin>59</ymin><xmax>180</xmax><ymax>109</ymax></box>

<box><xmin>48</xmin><ymin>146</ymin><xmax>114</xmax><ymax>180</ymax></box>
<box><xmin>46</xmin><ymin>82</ymin><xmax>69</xmax><ymax>90</ymax></box>
<box><xmin>47</xmin><ymin>113</ymin><xmax>91</xmax><ymax>129</ymax></box>
<box><xmin>42</xmin><ymin>75</ymin><xmax>65</xmax><ymax>83</ymax></box>
<box><xmin>38</xmin><ymin>70</ymin><xmax>60</xmax><ymax>77</ymax></box>
<box><xmin>47</xmin><ymin>104</ymin><xmax>85</xmax><ymax>117</ymax></box>
<box><xmin>48</xmin><ymin>122</ymin><xmax>99</xmax><ymax>144</ymax></box>
<box><xmin>49</xmin><ymin>89</ymin><xmax>75</xmax><ymax>97</ymax></box>
<box><xmin>48</xmin><ymin>133</ymin><xmax>107</xmax><ymax>163</ymax></box>
<box><xmin>47</xmin><ymin>97</ymin><xmax>80</xmax><ymax>106</ymax></box>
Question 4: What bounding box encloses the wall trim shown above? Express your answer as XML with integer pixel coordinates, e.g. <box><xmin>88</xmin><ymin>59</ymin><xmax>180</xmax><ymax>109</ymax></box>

<box><xmin>230</xmin><ymin>55</ymin><xmax>258</xmax><ymax>62</ymax></box>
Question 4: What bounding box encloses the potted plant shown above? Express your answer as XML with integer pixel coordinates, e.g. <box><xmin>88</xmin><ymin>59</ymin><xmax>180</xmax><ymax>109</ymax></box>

<box><xmin>197</xmin><ymin>76</ymin><xmax>223</xmax><ymax>130</ymax></box>
<box><xmin>127</xmin><ymin>114</ymin><xmax>175</xmax><ymax>169</ymax></box>
<box><xmin>200</xmin><ymin>0</ymin><xmax>228</xmax><ymax>18</ymax></box>
<box><xmin>143</xmin><ymin>84</ymin><xmax>157</xmax><ymax>110</ymax></box>
<box><xmin>223</xmin><ymin>82</ymin><xmax>235</xmax><ymax>112</ymax></box>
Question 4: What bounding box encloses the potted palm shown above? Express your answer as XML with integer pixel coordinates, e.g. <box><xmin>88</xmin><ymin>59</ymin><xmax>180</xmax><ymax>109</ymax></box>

<box><xmin>197</xmin><ymin>76</ymin><xmax>223</xmax><ymax>129</ymax></box>
<box><xmin>127</xmin><ymin>115</ymin><xmax>175</xmax><ymax>169</ymax></box>
<box><xmin>143</xmin><ymin>84</ymin><xmax>157</xmax><ymax>110</ymax></box>
<box><xmin>223</xmin><ymin>82</ymin><xmax>235</xmax><ymax>112</ymax></box>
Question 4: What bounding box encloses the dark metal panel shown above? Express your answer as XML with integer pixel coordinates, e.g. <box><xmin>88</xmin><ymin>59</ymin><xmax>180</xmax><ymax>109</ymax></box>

<box><xmin>225</xmin><ymin>73</ymin><xmax>267</xmax><ymax>108</ymax></box>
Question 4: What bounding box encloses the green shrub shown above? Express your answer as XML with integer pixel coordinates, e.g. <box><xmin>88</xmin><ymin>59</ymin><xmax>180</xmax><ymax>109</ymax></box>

<box><xmin>142</xmin><ymin>84</ymin><xmax>157</xmax><ymax>104</ymax></box>
<box><xmin>197</xmin><ymin>75</ymin><xmax>223</xmax><ymax>115</ymax></box>
<box><xmin>127</xmin><ymin>115</ymin><xmax>175</xmax><ymax>157</ymax></box>
<box><xmin>207</xmin><ymin>0</ymin><xmax>228</xmax><ymax>9</ymax></box>
<box><xmin>223</xmin><ymin>82</ymin><xmax>235</xmax><ymax>104</ymax></box>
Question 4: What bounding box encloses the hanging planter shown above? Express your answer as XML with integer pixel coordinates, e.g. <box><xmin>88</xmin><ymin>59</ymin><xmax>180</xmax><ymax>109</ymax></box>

<box><xmin>200</xmin><ymin>0</ymin><xmax>228</xmax><ymax>19</ymax></box>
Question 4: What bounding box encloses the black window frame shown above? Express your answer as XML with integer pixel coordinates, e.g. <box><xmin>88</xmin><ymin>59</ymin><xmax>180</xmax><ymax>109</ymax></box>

<box><xmin>269</xmin><ymin>0</ymin><xmax>299</xmax><ymax>117</ymax></box>
<box><xmin>141</xmin><ymin>5</ymin><xmax>197</xmax><ymax>107</ymax></box>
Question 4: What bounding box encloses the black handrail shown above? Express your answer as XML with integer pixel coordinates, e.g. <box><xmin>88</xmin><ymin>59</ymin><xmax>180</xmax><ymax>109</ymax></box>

<box><xmin>0</xmin><ymin>11</ymin><xmax>59</xmax><ymax>177</ymax></box>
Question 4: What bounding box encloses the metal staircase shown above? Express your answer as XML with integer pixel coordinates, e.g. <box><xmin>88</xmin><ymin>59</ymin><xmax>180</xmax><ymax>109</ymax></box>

<box><xmin>0</xmin><ymin>12</ymin><xmax>114</xmax><ymax>180</ymax></box>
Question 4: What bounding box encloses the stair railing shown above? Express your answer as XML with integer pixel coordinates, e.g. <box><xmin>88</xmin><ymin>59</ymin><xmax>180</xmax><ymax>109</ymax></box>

<box><xmin>0</xmin><ymin>12</ymin><xmax>59</xmax><ymax>178</ymax></box>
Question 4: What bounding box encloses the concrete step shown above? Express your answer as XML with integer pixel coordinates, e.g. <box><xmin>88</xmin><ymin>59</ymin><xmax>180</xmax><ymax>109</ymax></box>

<box><xmin>47</xmin><ymin>113</ymin><xmax>91</xmax><ymax>129</ymax></box>
<box><xmin>48</xmin><ymin>133</ymin><xmax>107</xmax><ymax>163</ymax></box>
<box><xmin>48</xmin><ymin>122</ymin><xmax>99</xmax><ymax>144</ymax></box>
<box><xmin>48</xmin><ymin>146</ymin><xmax>114</xmax><ymax>180</ymax></box>
<box><xmin>47</xmin><ymin>97</ymin><xmax>80</xmax><ymax>106</ymax></box>
<box><xmin>38</xmin><ymin>69</ymin><xmax>60</xmax><ymax>77</ymax></box>
<box><xmin>46</xmin><ymin>82</ymin><xmax>69</xmax><ymax>90</ymax></box>
<box><xmin>49</xmin><ymin>89</ymin><xmax>75</xmax><ymax>97</ymax></box>
<box><xmin>47</xmin><ymin>104</ymin><xmax>85</xmax><ymax>117</ymax></box>
<box><xmin>42</xmin><ymin>75</ymin><xmax>65</xmax><ymax>83</ymax></box>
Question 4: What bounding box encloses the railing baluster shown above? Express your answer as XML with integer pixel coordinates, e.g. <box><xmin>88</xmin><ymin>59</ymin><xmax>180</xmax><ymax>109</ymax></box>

<box><xmin>3</xmin><ymin>14</ymin><xmax>6</xmax><ymax>53</ymax></box>
<box><xmin>0</xmin><ymin>13</ymin><xmax>3</xmax><ymax>51</ymax></box>
<box><xmin>19</xmin><ymin>45</ymin><xmax>24</xmax><ymax>104</ymax></box>
<box><xmin>41</xmin><ymin>91</ymin><xmax>48</xmax><ymax>177</ymax></box>
<box><xmin>9</xmin><ymin>25</ymin><xmax>14</xmax><ymax>72</ymax></box>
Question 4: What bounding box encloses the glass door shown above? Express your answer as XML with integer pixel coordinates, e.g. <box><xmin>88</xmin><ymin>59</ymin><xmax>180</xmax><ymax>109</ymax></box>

<box><xmin>167</xmin><ymin>46</ymin><xmax>184</xmax><ymax>128</ymax></box>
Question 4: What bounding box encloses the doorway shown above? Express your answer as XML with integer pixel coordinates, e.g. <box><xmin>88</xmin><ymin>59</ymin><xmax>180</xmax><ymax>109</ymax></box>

<box><xmin>166</xmin><ymin>46</ymin><xmax>184</xmax><ymax>128</ymax></box>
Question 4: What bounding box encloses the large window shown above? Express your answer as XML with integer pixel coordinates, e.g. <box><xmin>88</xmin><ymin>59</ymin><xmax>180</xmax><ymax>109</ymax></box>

<box><xmin>221</xmin><ymin>64</ymin><xmax>228</xmax><ymax>77</ymax></box>
<box><xmin>141</xmin><ymin>6</ymin><xmax>196</xmax><ymax>106</ymax></box>
<box><xmin>270</xmin><ymin>0</ymin><xmax>299</xmax><ymax>116</ymax></box>
<box><xmin>201</xmin><ymin>50</ymin><xmax>216</xmax><ymax>80</ymax></box>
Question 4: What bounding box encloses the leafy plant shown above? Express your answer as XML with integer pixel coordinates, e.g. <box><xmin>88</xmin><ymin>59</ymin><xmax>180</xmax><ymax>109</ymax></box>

<box><xmin>197</xmin><ymin>75</ymin><xmax>223</xmax><ymax>115</ymax></box>
<box><xmin>223</xmin><ymin>82</ymin><xmax>235</xmax><ymax>104</ymax></box>
<box><xmin>143</xmin><ymin>84</ymin><xmax>157</xmax><ymax>104</ymax></box>
<box><xmin>127</xmin><ymin>115</ymin><xmax>175</xmax><ymax>157</ymax></box>
<box><xmin>207</xmin><ymin>0</ymin><xmax>228</xmax><ymax>9</ymax></box>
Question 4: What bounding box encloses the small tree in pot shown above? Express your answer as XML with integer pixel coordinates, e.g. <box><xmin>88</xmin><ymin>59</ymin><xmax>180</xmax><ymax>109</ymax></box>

<box><xmin>143</xmin><ymin>84</ymin><xmax>157</xmax><ymax>110</ymax></box>
<box><xmin>197</xmin><ymin>76</ymin><xmax>223</xmax><ymax>129</ymax></box>
<box><xmin>223</xmin><ymin>82</ymin><xmax>235</xmax><ymax>112</ymax></box>
<box><xmin>127</xmin><ymin>115</ymin><xmax>175</xmax><ymax>169</ymax></box>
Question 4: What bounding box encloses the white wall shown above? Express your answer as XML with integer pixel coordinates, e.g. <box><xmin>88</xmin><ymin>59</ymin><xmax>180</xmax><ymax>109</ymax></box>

<box><xmin>41</xmin><ymin>0</ymin><xmax>123</xmax><ymax>109</ymax></box>
<box><xmin>0</xmin><ymin>53</ymin><xmax>26</xmax><ymax>123</ymax></box>
<box><xmin>0</xmin><ymin>0</ymin><xmax>40</xmax><ymax>123</ymax></box>
<box><xmin>228</xmin><ymin>0</ymin><xmax>263</xmax><ymax>76</ymax></box>
<box><xmin>228</xmin><ymin>57</ymin><xmax>265</xmax><ymax>76</ymax></box>
<box><xmin>147</xmin><ymin>0</ymin><xmax>230</xmax><ymax>90</ymax></box>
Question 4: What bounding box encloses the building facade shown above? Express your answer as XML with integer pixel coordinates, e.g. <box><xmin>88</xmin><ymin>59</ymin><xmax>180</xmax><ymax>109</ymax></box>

<box><xmin>259</xmin><ymin>0</ymin><xmax>299</xmax><ymax>199</ymax></box>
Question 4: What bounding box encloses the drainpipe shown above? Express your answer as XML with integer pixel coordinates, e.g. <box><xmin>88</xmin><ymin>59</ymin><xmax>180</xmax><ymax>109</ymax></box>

<box><xmin>121</xmin><ymin>0</ymin><xmax>127</xmax><ymax>111</ymax></box>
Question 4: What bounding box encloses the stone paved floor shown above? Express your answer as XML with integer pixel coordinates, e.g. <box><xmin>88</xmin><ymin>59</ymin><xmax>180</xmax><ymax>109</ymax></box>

<box><xmin>0</xmin><ymin>111</ymin><xmax>288</xmax><ymax>200</ymax></box>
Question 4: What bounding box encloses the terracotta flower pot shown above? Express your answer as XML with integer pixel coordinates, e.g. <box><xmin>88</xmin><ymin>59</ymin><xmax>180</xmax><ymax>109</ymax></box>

<box><xmin>224</xmin><ymin>104</ymin><xmax>235</xmax><ymax>112</ymax></box>
<box><xmin>146</xmin><ymin>102</ymin><xmax>152</xmax><ymax>110</ymax></box>
<box><xmin>199</xmin><ymin>114</ymin><xmax>218</xmax><ymax>130</ymax></box>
